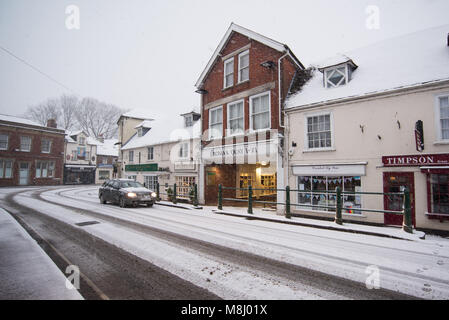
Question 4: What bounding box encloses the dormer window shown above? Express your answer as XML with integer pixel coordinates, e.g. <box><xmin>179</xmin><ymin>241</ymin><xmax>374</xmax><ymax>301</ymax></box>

<box><xmin>137</xmin><ymin>127</ymin><xmax>143</xmax><ymax>137</ymax></box>
<box><xmin>324</xmin><ymin>65</ymin><xmax>348</xmax><ymax>88</ymax></box>
<box><xmin>184</xmin><ymin>114</ymin><xmax>193</xmax><ymax>127</ymax></box>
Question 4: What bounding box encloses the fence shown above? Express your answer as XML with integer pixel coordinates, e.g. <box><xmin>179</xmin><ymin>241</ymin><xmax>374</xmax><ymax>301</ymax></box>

<box><xmin>217</xmin><ymin>184</ymin><xmax>413</xmax><ymax>233</ymax></box>
<box><xmin>155</xmin><ymin>182</ymin><xmax>199</xmax><ymax>206</ymax></box>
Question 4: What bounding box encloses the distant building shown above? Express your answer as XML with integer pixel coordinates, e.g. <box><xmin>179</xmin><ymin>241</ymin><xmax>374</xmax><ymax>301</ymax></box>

<box><xmin>63</xmin><ymin>130</ymin><xmax>99</xmax><ymax>184</ymax></box>
<box><xmin>95</xmin><ymin>137</ymin><xmax>119</xmax><ymax>184</ymax></box>
<box><xmin>0</xmin><ymin>115</ymin><xmax>65</xmax><ymax>186</ymax></box>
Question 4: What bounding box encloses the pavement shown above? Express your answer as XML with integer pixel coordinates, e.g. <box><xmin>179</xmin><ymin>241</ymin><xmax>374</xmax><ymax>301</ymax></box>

<box><xmin>0</xmin><ymin>208</ymin><xmax>83</xmax><ymax>300</ymax></box>
<box><xmin>211</xmin><ymin>207</ymin><xmax>426</xmax><ymax>241</ymax></box>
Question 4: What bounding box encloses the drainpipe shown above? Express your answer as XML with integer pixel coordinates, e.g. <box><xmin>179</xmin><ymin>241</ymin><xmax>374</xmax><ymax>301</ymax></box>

<box><xmin>278</xmin><ymin>53</ymin><xmax>288</xmax><ymax>129</ymax></box>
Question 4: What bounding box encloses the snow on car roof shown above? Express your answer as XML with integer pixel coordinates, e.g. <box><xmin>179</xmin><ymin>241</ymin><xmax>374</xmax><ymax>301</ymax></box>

<box><xmin>285</xmin><ymin>24</ymin><xmax>449</xmax><ymax>109</ymax></box>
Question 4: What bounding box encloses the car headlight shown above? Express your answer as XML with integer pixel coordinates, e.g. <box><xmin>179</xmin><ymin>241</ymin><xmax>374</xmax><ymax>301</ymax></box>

<box><xmin>126</xmin><ymin>192</ymin><xmax>137</xmax><ymax>198</ymax></box>
<box><xmin>151</xmin><ymin>192</ymin><xmax>157</xmax><ymax>198</ymax></box>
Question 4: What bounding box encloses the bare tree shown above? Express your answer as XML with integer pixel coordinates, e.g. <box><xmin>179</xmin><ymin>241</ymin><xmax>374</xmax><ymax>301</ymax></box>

<box><xmin>25</xmin><ymin>98</ymin><xmax>61</xmax><ymax>126</ymax></box>
<box><xmin>59</xmin><ymin>94</ymin><xmax>78</xmax><ymax>131</ymax></box>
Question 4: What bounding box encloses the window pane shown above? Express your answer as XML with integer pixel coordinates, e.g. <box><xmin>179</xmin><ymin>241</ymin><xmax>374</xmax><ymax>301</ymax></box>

<box><xmin>240</xmin><ymin>68</ymin><xmax>249</xmax><ymax>82</ymax></box>
<box><xmin>431</xmin><ymin>174</ymin><xmax>449</xmax><ymax>214</ymax></box>
<box><xmin>0</xmin><ymin>134</ymin><xmax>8</xmax><ymax>149</ymax></box>
<box><xmin>298</xmin><ymin>176</ymin><xmax>312</xmax><ymax>207</ymax></box>
<box><xmin>440</xmin><ymin>97</ymin><xmax>449</xmax><ymax>108</ymax></box>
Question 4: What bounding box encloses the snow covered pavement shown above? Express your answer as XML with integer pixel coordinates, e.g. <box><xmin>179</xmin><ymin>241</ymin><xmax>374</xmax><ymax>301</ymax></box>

<box><xmin>2</xmin><ymin>185</ymin><xmax>449</xmax><ymax>299</ymax></box>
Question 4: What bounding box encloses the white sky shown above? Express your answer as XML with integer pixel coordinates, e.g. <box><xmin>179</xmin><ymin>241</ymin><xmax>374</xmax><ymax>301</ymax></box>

<box><xmin>1</xmin><ymin>0</ymin><xmax>448</xmax><ymax>120</ymax></box>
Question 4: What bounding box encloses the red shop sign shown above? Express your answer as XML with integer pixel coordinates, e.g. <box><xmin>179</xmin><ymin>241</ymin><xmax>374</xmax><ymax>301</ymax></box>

<box><xmin>382</xmin><ymin>154</ymin><xmax>449</xmax><ymax>167</ymax></box>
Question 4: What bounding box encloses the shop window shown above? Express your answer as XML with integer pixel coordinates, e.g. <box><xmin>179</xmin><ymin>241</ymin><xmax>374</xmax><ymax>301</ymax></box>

<box><xmin>99</xmin><ymin>170</ymin><xmax>110</xmax><ymax>180</ymax></box>
<box><xmin>176</xmin><ymin>176</ymin><xmax>196</xmax><ymax>198</ymax></box>
<box><xmin>20</xmin><ymin>136</ymin><xmax>31</xmax><ymax>152</ymax></box>
<box><xmin>227</xmin><ymin>100</ymin><xmax>244</xmax><ymax>136</ymax></box>
<box><xmin>430</xmin><ymin>174</ymin><xmax>449</xmax><ymax>214</ymax></box>
<box><xmin>297</xmin><ymin>176</ymin><xmax>361</xmax><ymax>213</ymax></box>
<box><xmin>41</xmin><ymin>138</ymin><xmax>52</xmax><ymax>153</ymax></box>
<box><xmin>144</xmin><ymin>175</ymin><xmax>158</xmax><ymax>191</ymax></box>
<box><xmin>306</xmin><ymin>113</ymin><xmax>332</xmax><ymax>150</ymax></box>
<box><xmin>260</xmin><ymin>174</ymin><xmax>276</xmax><ymax>195</ymax></box>
<box><xmin>250</xmin><ymin>92</ymin><xmax>270</xmax><ymax>131</ymax></box>
<box><xmin>224</xmin><ymin>57</ymin><xmax>234</xmax><ymax>88</ymax></box>
<box><xmin>0</xmin><ymin>159</ymin><xmax>13</xmax><ymax>178</ymax></box>
<box><xmin>0</xmin><ymin>134</ymin><xmax>8</xmax><ymax>150</ymax></box>
<box><xmin>239</xmin><ymin>174</ymin><xmax>253</xmax><ymax>198</ymax></box>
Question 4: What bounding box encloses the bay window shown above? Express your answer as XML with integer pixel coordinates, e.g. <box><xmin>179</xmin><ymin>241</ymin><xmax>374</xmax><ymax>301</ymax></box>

<box><xmin>250</xmin><ymin>92</ymin><xmax>270</xmax><ymax>131</ymax></box>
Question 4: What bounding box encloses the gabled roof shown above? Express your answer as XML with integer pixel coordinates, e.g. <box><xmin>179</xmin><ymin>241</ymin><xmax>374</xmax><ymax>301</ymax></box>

<box><xmin>195</xmin><ymin>23</ymin><xmax>303</xmax><ymax>88</ymax></box>
<box><xmin>285</xmin><ymin>24</ymin><xmax>449</xmax><ymax>109</ymax></box>
<box><xmin>0</xmin><ymin>114</ymin><xmax>41</xmax><ymax>127</ymax></box>
<box><xmin>117</xmin><ymin>109</ymin><xmax>154</xmax><ymax>124</ymax></box>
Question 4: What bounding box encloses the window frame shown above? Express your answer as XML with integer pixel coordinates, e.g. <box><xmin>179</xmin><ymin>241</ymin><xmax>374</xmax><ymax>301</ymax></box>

<box><xmin>223</xmin><ymin>57</ymin><xmax>234</xmax><ymax>89</ymax></box>
<box><xmin>129</xmin><ymin>150</ymin><xmax>134</xmax><ymax>162</ymax></box>
<box><xmin>324</xmin><ymin>64</ymin><xmax>349</xmax><ymax>88</ymax></box>
<box><xmin>147</xmin><ymin>146</ymin><xmax>154</xmax><ymax>160</ymax></box>
<box><xmin>178</xmin><ymin>142</ymin><xmax>189</xmax><ymax>159</ymax></box>
<box><xmin>249</xmin><ymin>91</ymin><xmax>271</xmax><ymax>132</ymax></box>
<box><xmin>208</xmin><ymin>105</ymin><xmax>223</xmax><ymax>140</ymax></box>
<box><xmin>184</xmin><ymin>114</ymin><xmax>193</xmax><ymax>127</ymax></box>
<box><xmin>303</xmin><ymin>111</ymin><xmax>335</xmax><ymax>152</ymax></box>
<box><xmin>0</xmin><ymin>134</ymin><xmax>8</xmax><ymax>150</ymax></box>
<box><xmin>227</xmin><ymin>99</ymin><xmax>245</xmax><ymax>137</ymax></box>
<box><xmin>41</xmin><ymin>138</ymin><xmax>52</xmax><ymax>153</ymax></box>
<box><xmin>238</xmin><ymin>50</ymin><xmax>249</xmax><ymax>84</ymax></box>
<box><xmin>20</xmin><ymin>136</ymin><xmax>32</xmax><ymax>152</ymax></box>
<box><xmin>0</xmin><ymin>159</ymin><xmax>13</xmax><ymax>179</ymax></box>
<box><xmin>434</xmin><ymin>93</ymin><xmax>449</xmax><ymax>143</ymax></box>
<box><xmin>35</xmin><ymin>160</ymin><xmax>55</xmax><ymax>178</ymax></box>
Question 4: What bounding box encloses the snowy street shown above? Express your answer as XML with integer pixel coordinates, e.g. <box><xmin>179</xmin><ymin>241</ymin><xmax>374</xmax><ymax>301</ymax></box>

<box><xmin>1</xmin><ymin>185</ymin><xmax>449</xmax><ymax>300</ymax></box>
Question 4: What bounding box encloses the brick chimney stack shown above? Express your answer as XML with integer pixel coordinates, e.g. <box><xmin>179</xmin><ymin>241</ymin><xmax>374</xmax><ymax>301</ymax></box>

<box><xmin>46</xmin><ymin>118</ymin><xmax>57</xmax><ymax>128</ymax></box>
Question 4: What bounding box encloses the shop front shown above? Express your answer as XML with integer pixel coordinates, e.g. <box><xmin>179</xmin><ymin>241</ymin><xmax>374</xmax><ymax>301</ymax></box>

<box><xmin>63</xmin><ymin>164</ymin><xmax>96</xmax><ymax>184</ymax></box>
<box><xmin>202</xmin><ymin>139</ymin><xmax>278</xmax><ymax>205</ymax></box>
<box><xmin>382</xmin><ymin>154</ymin><xmax>449</xmax><ymax>228</ymax></box>
<box><xmin>174</xmin><ymin>161</ymin><xmax>198</xmax><ymax>200</ymax></box>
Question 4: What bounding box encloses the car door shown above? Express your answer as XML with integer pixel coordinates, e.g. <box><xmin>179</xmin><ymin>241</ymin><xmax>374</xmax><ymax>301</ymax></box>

<box><xmin>111</xmin><ymin>181</ymin><xmax>121</xmax><ymax>203</ymax></box>
<box><xmin>103</xmin><ymin>181</ymin><xmax>112</xmax><ymax>201</ymax></box>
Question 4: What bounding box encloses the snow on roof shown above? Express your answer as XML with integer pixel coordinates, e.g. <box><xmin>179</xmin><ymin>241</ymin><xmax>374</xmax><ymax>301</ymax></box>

<box><xmin>134</xmin><ymin>120</ymin><xmax>154</xmax><ymax>129</ymax></box>
<box><xmin>97</xmin><ymin>139</ymin><xmax>119</xmax><ymax>157</ymax></box>
<box><xmin>195</xmin><ymin>23</ymin><xmax>302</xmax><ymax>88</ymax></box>
<box><xmin>121</xmin><ymin>109</ymin><xmax>154</xmax><ymax>121</ymax></box>
<box><xmin>285</xmin><ymin>25</ymin><xmax>449</xmax><ymax>109</ymax></box>
<box><xmin>65</xmin><ymin>130</ymin><xmax>101</xmax><ymax>145</ymax></box>
<box><xmin>0</xmin><ymin>114</ymin><xmax>43</xmax><ymax>127</ymax></box>
<box><xmin>121</xmin><ymin>115</ymin><xmax>201</xmax><ymax>150</ymax></box>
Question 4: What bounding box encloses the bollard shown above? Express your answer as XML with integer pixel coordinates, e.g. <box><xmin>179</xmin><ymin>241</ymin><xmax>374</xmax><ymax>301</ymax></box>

<box><xmin>173</xmin><ymin>183</ymin><xmax>177</xmax><ymax>204</ymax></box>
<box><xmin>335</xmin><ymin>186</ymin><xmax>343</xmax><ymax>225</ymax></box>
<box><xmin>156</xmin><ymin>182</ymin><xmax>160</xmax><ymax>201</ymax></box>
<box><xmin>403</xmin><ymin>187</ymin><xmax>413</xmax><ymax>233</ymax></box>
<box><xmin>285</xmin><ymin>186</ymin><xmax>291</xmax><ymax>219</ymax></box>
<box><xmin>218</xmin><ymin>184</ymin><xmax>223</xmax><ymax>210</ymax></box>
<box><xmin>193</xmin><ymin>183</ymin><xmax>198</xmax><ymax>207</ymax></box>
<box><xmin>248</xmin><ymin>185</ymin><xmax>253</xmax><ymax>214</ymax></box>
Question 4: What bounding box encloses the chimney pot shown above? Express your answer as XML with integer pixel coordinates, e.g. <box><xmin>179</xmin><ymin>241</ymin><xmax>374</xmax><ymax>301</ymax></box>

<box><xmin>46</xmin><ymin>118</ymin><xmax>57</xmax><ymax>128</ymax></box>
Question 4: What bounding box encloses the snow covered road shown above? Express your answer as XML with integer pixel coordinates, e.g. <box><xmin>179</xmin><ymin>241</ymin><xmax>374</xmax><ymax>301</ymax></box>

<box><xmin>2</xmin><ymin>185</ymin><xmax>449</xmax><ymax>299</ymax></box>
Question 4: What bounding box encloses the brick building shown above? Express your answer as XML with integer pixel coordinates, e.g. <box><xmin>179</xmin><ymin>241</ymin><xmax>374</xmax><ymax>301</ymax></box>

<box><xmin>195</xmin><ymin>23</ymin><xmax>304</xmax><ymax>208</ymax></box>
<box><xmin>0</xmin><ymin>115</ymin><xmax>65</xmax><ymax>186</ymax></box>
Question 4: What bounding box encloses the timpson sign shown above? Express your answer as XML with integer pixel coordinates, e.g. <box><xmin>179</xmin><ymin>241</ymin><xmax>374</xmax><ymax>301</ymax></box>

<box><xmin>382</xmin><ymin>154</ymin><xmax>449</xmax><ymax>167</ymax></box>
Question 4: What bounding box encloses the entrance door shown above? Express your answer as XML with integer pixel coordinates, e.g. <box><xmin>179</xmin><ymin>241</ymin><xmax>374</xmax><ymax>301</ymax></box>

<box><xmin>19</xmin><ymin>163</ymin><xmax>29</xmax><ymax>185</ymax></box>
<box><xmin>383</xmin><ymin>172</ymin><xmax>415</xmax><ymax>227</ymax></box>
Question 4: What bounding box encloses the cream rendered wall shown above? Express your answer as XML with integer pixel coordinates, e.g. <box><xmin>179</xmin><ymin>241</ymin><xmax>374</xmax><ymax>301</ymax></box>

<box><xmin>286</xmin><ymin>85</ymin><xmax>449</xmax><ymax>231</ymax></box>
<box><xmin>65</xmin><ymin>133</ymin><xmax>97</xmax><ymax>165</ymax></box>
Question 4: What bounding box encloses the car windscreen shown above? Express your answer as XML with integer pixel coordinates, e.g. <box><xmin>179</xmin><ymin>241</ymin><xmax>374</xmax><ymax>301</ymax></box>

<box><xmin>120</xmin><ymin>181</ymin><xmax>144</xmax><ymax>188</ymax></box>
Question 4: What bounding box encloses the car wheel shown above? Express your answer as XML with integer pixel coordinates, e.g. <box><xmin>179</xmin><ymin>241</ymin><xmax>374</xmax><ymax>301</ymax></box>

<box><xmin>100</xmin><ymin>195</ymin><xmax>107</xmax><ymax>204</ymax></box>
<box><xmin>147</xmin><ymin>203</ymin><xmax>153</xmax><ymax>207</ymax></box>
<box><xmin>119</xmin><ymin>197</ymin><xmax>126</xmax><ymax>208</ymax></box>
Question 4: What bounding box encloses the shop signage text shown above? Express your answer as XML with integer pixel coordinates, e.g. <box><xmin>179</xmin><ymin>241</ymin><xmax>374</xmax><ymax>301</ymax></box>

<box><xmin>382</xmin><ymin>154</ymin><xmax>449</xmax><ymax>167</ymax></box>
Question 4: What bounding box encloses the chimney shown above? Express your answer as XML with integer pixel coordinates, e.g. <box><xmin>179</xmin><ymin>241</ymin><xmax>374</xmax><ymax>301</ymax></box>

<box><xmin>46</xmin><ymin>118</ymin><xmax>57</xmax><ymax>128</ymax></box>
<box><xmin>98</xmin><ymin>134</ymin><xmax>104</xmax><ymax>143</ymax></box>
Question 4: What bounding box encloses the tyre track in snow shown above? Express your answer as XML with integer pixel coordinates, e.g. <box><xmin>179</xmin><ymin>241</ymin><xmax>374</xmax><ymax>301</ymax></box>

<box><xmin>19</xmin><ymin>186</ymin><xmax>422</xmax><ymax>299</ymax></box>
<box><xmin>2</xmin><ymin>188</ymin><xmax>220</xmax><ymax>300</ymax></box>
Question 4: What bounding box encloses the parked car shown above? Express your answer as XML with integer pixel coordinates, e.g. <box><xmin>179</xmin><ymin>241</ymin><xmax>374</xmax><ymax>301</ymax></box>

<box><xmin>99</xmin><ymin>179</ymin><xmax>157</xmax><ymax>208</ymax></box>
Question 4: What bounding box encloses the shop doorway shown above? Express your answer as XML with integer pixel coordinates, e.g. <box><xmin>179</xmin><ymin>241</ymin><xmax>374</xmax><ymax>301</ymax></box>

<box><xmin>383</xmin><ymin>172</ymin><xmax>415</xmax><ymax>227</ymax></box>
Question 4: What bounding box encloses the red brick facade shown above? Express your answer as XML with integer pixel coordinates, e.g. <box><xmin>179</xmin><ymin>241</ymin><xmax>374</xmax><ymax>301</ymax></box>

<box><xmin>0</xmin><ymin>121</ymin><xmax>65</xmax><ymax>186</ymax></box>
